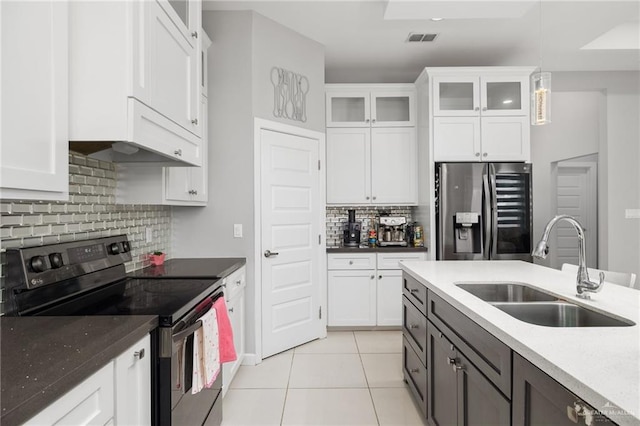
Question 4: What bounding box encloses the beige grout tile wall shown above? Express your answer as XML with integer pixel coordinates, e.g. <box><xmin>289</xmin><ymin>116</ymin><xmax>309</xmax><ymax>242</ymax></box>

<box><xmin>0</xmin><ymin>152</ymin><xmax>172</xmax><ymax>308</ymax></box>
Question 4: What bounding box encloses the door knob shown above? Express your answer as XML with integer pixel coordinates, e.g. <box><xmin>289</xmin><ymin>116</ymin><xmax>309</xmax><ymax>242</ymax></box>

<box><xmin>264</xmin><ymin>250</ymin><xmax>279</xmax><ymax>258</ymax></box>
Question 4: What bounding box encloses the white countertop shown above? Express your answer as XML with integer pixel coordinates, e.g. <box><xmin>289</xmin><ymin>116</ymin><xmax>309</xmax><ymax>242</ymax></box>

<box><xmin>400</xmin><ymin>260</ymin><xmax>640</xmax><ymax>426</ymax></box>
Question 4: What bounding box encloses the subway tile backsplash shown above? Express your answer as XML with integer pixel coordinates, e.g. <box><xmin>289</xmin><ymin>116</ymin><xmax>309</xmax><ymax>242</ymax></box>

<box><xmin>0</xmin><ymin>152</ymin><xmax>172</xmax><ymax>306</ymax></box>
<box><xmin>326</xmin><ymin>206</ymin><xmax>413</xmax><ymax>247</ymax></box>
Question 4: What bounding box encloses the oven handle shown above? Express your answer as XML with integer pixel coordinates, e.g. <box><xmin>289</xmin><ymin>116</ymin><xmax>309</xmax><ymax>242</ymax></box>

<box><xmin>172</xmin><ymin>321</ymin><xmax>203</xmax><ymax>343</ymax></box>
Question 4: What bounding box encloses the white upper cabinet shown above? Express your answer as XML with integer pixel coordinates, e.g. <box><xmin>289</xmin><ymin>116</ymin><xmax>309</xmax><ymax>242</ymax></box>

<box><xmin>326</xmin><ymin>85</ymin><xmax>415</xmax><ymax>127</ymax></box>
<box><xmin>68</xmin><ymin>0</ymin><xmax>203</xmax><ymax>166</ymax></box>
<box><xmin>1</xmin><ymin>1</ymin><xmax>69</xmax><ymax>201</ymax></box>
<box><xmin>427</xmin><ymin>67</ymin><xmax>534</xmax><ymax>162</ymax></box>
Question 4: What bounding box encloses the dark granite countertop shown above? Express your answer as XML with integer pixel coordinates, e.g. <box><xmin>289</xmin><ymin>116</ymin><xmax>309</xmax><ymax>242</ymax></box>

<box><xmin>129</xmin><ymin>257</ymin><xmax>246</xmax><ymax>279</ymax></box>
<box><xmin>327</xmin><ymin>246</ymin><xmax>428</xmax><ymax>253</ymax></box>
<box><xmin>1</xmin><ymin>315</ymin><xmax>158</xmax><ymax>426</ymax></box>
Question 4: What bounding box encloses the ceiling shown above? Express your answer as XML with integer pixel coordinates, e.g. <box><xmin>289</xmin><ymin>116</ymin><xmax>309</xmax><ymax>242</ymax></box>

<box><xmin>203</xmin><ymin>0</ymin><xmax>640</xmax><ymax>83</ymax></box>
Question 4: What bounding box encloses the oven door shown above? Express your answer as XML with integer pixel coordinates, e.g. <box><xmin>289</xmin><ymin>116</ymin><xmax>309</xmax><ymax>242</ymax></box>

<box><xmin>157</xmin><ymin>290</ymin><xmax>223</xmax><ymax>426</ymax></box>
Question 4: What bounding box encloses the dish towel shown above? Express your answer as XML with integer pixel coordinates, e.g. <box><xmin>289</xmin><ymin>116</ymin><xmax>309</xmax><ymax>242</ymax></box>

<box><xmin>213</xmin><ymin>297</ymin><xmax>237</xmax><ymax>363</ymax></box>
<box><xmin>192</xmin><ymin>307</ymin><xmax>220</xmax><ymax>394</ymax></box>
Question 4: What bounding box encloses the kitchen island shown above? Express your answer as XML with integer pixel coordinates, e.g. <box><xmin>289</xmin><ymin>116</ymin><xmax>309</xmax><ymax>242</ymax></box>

<box><xmin>400</xmin><ymin>260</ymin><xmax>640</xmax><ymax>426</ymax></box>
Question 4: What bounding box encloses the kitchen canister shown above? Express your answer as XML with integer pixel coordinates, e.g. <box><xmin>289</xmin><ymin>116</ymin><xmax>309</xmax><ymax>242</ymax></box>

<box><xmin>414</xmin><ymin>226</ymin><xmax>424</xmax><ymax>247</ymax></box>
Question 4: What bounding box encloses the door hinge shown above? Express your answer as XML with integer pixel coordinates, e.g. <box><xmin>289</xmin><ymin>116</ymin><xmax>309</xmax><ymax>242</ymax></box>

<box><xmin>318</xmin><ymin>160</ymin><xmax>321</xmax><ymax>171</ymax></box>
<box><xmin>319</xmin><ymin>306</ymin><xmax>322</xmax><ymax>319</ymax></box>
<box><xmin>318</xmin><ymin>234</ymin><xmax>321</xmax><ymax>245</ymax></box>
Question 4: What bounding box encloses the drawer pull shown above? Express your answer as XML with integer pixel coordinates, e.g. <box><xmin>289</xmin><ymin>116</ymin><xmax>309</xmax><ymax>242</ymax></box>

<box><xmin>410</xmin><ymin>368</ymin><xmax>420</xmax><ymax>374</ymax></box>
<box><xmin>409</xmin><ymin>288</ymin><xmax>420</xmax><ymax>293</ymax></box>
<box><xmin>134</xmin><ymin>349</ymin><xmax>145</xmax><ymax>360</ymax></box>
<box><xmin>447</xmin><ymin>356</ymin><xmax>456</xmax><ymax>365</ymax></box>
<box><xmin>349</xmin><ymin>261</ymin><xmax>354</xmax><ymax>265</ymax></box>
<box><xmin>409</xmin><ymin>324</ymin><xmax>420</xmax><ymax>329</ymax></box>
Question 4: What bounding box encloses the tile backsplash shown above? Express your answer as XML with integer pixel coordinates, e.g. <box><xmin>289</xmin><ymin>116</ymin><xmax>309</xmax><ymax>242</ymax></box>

<box><xmin>0</xmin><ymin>152</ymin><xmax>172</xmax><ymax>306</ymax></box>
<box><xmin>326</xmin><ymin>206</ymin><xmax>414</xmax><ymax>247</ymax></box>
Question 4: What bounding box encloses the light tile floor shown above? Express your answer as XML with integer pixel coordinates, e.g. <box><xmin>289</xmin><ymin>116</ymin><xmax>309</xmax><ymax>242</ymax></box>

<box><xmin>223</xmin><ymin>331</ymin><xmax>426</xmax><ymax>426</ymax></box>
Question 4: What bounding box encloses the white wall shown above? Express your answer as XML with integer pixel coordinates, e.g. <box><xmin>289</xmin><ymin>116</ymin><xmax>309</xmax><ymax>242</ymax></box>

<box><xmin>172</xmin><ymin>11</ymin><xmax>325</xmax><ymax>356</ymax></box>
<box><xmin>531</xmin><ymin>71</ymin><xmax>640</xmax><ymax>279</ymax></box>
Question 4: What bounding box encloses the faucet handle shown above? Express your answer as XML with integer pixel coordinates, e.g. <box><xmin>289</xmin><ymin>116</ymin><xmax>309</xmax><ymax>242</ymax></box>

<box><xmin>598</xmin><ymin>271</ymin><xmax>605</xmax><ymax>286</ymax></box>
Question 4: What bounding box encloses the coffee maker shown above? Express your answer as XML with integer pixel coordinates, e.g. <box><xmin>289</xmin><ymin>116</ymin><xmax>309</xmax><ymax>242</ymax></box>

<box><xmin>343</xmin><ymin>209</ymin><xmax>361</xmax><ymax>247</ymax></box>
<box><xmin>377</xmin><ymin>215</ymin><xmax>408</xmax><ymax>247</ymax></box>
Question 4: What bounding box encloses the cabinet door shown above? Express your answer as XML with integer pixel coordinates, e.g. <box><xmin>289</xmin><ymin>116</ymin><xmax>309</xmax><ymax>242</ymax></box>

<box><xmin>433</xmin><ymin>117</ymin><xmax>481</xmax><ymax>162</ymax></box>
<box><xmin>115</xmin><ymin>335</ymin><xmax>151</xmax><ymax>425</ymax></box>
<box><xmin>481</xmin><ymin>116</ymin><xmax>530</xmax><ymax>162</ymax></box>
<box><xmin>377</xmin><ymin>270</ymin><xmax>403</xmax><ymax>326</ymax></box>
<box><xmin>165</xmin><ymin>167</ymin><xmax>192</xmax><ymax>202</ymax></box>
<box><xmin>370</xmin><ymin>127</ymin><xmax>417</xmax><ymax>204</ymax></box>
<box><xmin>432</xmin><ymin>76</ymin><xmax>480</xmax><ymax>117</ymax></box>
<box><xmin>513</xmin><ymin>353</ymin><xmax>616</xmax><ymax>426</ymax></box>
<box><xmin>371</xmin><ymin>90</ymin><xmax>415</xmax><ymax>127</ymax></box>
<box><xmin>457</xmin><ymin>351</ymin><xmax>510</xmax><ymax>426</ymax></box>
<box><xmin>1</xmin><ymin>1</ymin><xmax>68</xmax><ymax>201</ymax></box>
<box><xmin>480</xmin><ymin>75</ymin><xmax>529</xmax><ymax>117</ymax></box>
<box><xmin>326</xmin><ymin>91</ymin><xmax>371</xmax><ymax>127</ymax></box>
<box><xmin>328</xmin><ymin>270</ymin><xmax>376</xmax><ymax>326</ymax></box>
<box><xmin>146</xmin><ymin>0</ymin><xmax>200</xmax><ymax>137</ymax></box>
<box><xmin>403</xmin><ymin>336</ymin><xmax>428</xmax><ymax>418</ymax></box>
<box><xmin>326</xmin><ymin>128</ymin><xmax>371</xmax><ymax>204</ymax></box>
<box><xmin>24</xmin><ymin>362</ymin><xmax>115</xmax><ymax>426</ymax></box>
<box><xmin>158</xmin><ymin>0</ymin><xmax>201</xmax><ymax>50</ymax></box>
<box><xmin>223</xmin><ymin>290</ymin><xmax>245</xmax><ymax>396</ymax></box>
<box><xmin>427</xmin><ymin>323</ymin><xmax>458</xmax><ymax>426</ymax></box>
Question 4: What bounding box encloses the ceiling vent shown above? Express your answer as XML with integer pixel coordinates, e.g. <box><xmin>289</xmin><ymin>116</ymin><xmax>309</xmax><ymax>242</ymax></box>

<box><xmin>407</xmin><ymin>33</ymin><xmax>438</xmax><ymax>43</ymax></box>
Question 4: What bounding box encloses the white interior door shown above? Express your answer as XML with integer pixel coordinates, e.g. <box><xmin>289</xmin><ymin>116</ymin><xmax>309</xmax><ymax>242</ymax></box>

<box><xmin>553</xmin><ymin>162</ymin><xmax>598</xmax><ymax>269</ymax></box>
<box><xmin>260</xmin><ymin>128</ymin><xmax>322</xmax><ymax>358</ymax></box>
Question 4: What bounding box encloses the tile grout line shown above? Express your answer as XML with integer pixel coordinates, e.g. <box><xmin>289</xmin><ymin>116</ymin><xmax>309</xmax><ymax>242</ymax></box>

<box><xmin>354</xmin><ymin>332</ymin><xmax>383</xmax><ymax>426</ymax></box>
<box><xmin>279</xmin><ymin>349</ymin><xmax>296</xmax><ymax>425</ymax></box>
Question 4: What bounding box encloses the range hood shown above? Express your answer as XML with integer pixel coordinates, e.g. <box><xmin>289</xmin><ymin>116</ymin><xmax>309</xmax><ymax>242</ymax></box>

<box><xmin>69</xmin><ymin>141</ymin><xmax>195</xmax><ymax>166</ymax></box>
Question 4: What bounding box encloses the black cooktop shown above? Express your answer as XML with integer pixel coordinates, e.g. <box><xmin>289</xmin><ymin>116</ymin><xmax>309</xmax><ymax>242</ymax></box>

<box><xmin>37</xmin><ymin>277</ymin><xmax>221</xmax><ymax>327</ymax></box>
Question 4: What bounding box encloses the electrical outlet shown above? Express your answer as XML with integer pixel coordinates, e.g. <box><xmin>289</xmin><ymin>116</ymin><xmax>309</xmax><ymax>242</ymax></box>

<box><xmin>146</xmin><ymin>227</ymin><xmax>153</xmax><ymax>243</ymax></box>
<box><xmin>233</xmin><ymin>224</ymin><xmax>243</xmax><ymax>238</ymax></box>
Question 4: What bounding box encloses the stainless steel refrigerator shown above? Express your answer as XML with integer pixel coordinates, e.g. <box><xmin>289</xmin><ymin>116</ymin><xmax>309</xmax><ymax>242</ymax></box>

<box><xmin>435</xmin><ymin>162</ymin><xmax>533</xmax><ymax>261</ymax></box>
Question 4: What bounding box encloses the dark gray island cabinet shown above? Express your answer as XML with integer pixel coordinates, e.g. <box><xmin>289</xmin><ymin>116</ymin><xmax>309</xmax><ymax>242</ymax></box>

<box><xmin>402</xmin><ymin>272</ymin><xmax>617</xmax><ymax>426</ymax></box>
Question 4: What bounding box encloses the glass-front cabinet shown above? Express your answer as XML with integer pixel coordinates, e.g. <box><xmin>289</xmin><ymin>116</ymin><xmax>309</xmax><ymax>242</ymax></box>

<box><xmin>161</xmin><ymin>0</ymin><xmax>201</xmax><ymax>49</ymax></box>
<box><xmin>326</xmin><ymin>86</ymin><xmax>415</xmax><ymax>127</ymax></box>
<box><xmin>433</xmin><ymin>74</ymin><xmax>529</xmax><ymax>117</ymax></box>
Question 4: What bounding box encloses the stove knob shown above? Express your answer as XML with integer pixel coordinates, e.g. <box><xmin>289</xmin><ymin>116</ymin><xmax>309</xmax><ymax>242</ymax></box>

<box><xmin>30</xmin><ymin>256</ymin><xmax>48</xmax><ymax>273</ymax></box>
<box><xmin>108</xmin><ymin>243</ymin><xmax>120</xmax><ymax>255</ymax></box>
<box><xmin>122</xmin><ymin>241</ymin><xmax>131</xmax><ymax>253</ymax></box>
<box><xmin>49</xmin><ymin>253</ymin><xmax>64</xmax><ymax>269</ymax></box>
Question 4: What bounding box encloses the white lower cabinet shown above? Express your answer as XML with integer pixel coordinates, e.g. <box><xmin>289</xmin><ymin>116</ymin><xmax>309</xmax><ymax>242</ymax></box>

<box><xmin>24</xmin><ymin>335</ymin><xmax>150</xmax><ymax>426</ymax></box>
<box><xmin>222</xmin><ymin>266</ymin><xmax>246</xmax><ymax>396</ymax></box>
<box><xmin>327</xmin><ymin>252</ymin><xmax>427</xmax><ymax>327</ymax></box>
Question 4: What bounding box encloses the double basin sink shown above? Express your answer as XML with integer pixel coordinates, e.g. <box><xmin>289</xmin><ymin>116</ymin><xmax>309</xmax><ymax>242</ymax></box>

<box><xmin>455</xmin><ymin>282</ymin><xmax>634</xmax><ymax>327</ymax></box>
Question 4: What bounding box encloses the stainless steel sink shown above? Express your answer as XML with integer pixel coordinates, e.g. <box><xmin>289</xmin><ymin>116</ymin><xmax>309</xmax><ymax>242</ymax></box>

<box><xmin>456</xmin><ymin>282</ymin><xmax>560</xmax><ymax>303</ymax></box>
<box><xmin>491</xmin><ymin>302</ymin><xmax>635</xmax><ymax>327</ymax></box>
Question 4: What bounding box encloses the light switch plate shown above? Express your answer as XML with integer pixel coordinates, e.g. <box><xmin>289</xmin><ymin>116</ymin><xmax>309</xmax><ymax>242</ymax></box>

<box><xmin>625</xmin><ymin>209</ymin><xmax>640</xmax><ymax>219</ymax></box>
<box><xmin>233</xmin><ymin>224</ymin><xmax>243</xmax><ymax>238</ymax></box>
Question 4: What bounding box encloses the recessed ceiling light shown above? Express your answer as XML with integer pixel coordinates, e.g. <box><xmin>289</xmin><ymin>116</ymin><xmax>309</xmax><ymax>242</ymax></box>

<box><xmin>431</xmin><ymin>18</ymin><xmax>444</xmax><ymax>22</ymax></box>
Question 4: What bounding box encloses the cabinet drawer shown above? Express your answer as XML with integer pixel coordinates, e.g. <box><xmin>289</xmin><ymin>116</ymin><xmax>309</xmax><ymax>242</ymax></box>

<box><xmin>403</xmin><ymin>336</ymin><xmax>427</xmax><ymax>417</ymax></box>
<box><xmin>428</xmin><ymin>292</ymin><xmax>511</xmax><ymax>398</ymax></box>
<box><xmin>402</xmin><ymin>273</ymin><xmax>427</xmax><ymax>315</ymax></box>
<box><xmin>377</xmin><ymin>252</ymin><xmax>427</xmax><ymax>270</ymax></box>
<box><xmin>224</xmin><ymin>266</ymin><xmax>246</xmax><ymax>302</ymax></box>
<box><xmin>402</xmin><ymin>296</ymin><xmax>427</xmax><ymax>366</ymax></box>
<box><xmin>327</xmin><ymin>253</ymin><xmax>376</xmax><ymax>270</ymax></box>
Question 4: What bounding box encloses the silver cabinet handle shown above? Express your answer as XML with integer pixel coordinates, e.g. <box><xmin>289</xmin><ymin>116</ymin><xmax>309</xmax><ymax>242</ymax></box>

<box><xmin>409</xmin><ymin>288</ymin><xmax>419</xmax><ymax>293</ymax></box>
<box><xmin>134</xmin><ymin>348</ymin><xmax>145</xmax><ymax>360</ymax></box>
<box><xmin>475</xmin><ymin>152</ymin><xmax>480</xmax><ymax>157</ymax></box>
<box><xmin>191</xmin><ymin>118</ymin><xmax>199</xmax><ymax>125</ymax></box>
<box><xmin>372</xmin><ymin>118</ymin><xmax>376</xmax><ymax>123</ymax></box>
<box><xmin>349</xmin><ymin>260</ymin><xmax>354</xmax><ymax>265</ymax></box>
<box><xmin>235</xmin><ymin>279</ymin><xmax>242</xmax><ymax>286</ymax></box>
<box><xmin>372</xmin><ymin>196</ymin><xmax>377</xmax><ymax>200</ymax></box>
<box><xmin>409</xmin><ymin>324</ymin><xmax>419</xmax><ymax>329</ymax></box>
<box><xmin>474</xmin><ymin>107</ymin><xmax>479</xmax><ymax>111</ymax></box>
<box><xmin>365</xmin><ymin>118</ymin><xmax>370</xmax><ymax>123</ymax></box>
<box><xmin>174</xmin><ymin>149</ymin><xmax>182</xmax><ymax>156</ymax></box>
<box><xmin>365</xmin><ymin>196</ymin><xmax>370</xmax><ymax>200</ymax></box>
<box><xmin>228</xmin><ymin>307</ymin><xmax>234</xmax><ymax>313</ymax></box>
<box><xmin>482</xmin><ymin>107</ymin><xmax>487</xmax><ymax>111</ymax></box>
<box><xmin>264</xmin><ymin>250</ymin><xmax>279</xmax><ymax>258</ymax></box>
<box><xmin>370</xmin><ymin>275</ymin><xmax>375</xmax><ymax>280</ymax></box>
<box><xmin>191</xmin><ymin>31</ymin><xmax>198</xmax><ymax>39</ymax></box>
<box><xmin>483</xmin><ymin>153</ymin><xmax>488</xmax><ymax>157</ymax></box>
<box><xmin>410</xmin><ymin>368</ymin><xmax>420</xmax><ymax>373</ymax></box>
<box><xmin>378</xmin><ymin>275</ymin><xmax>382</xmax><ymax>280</ymax></box>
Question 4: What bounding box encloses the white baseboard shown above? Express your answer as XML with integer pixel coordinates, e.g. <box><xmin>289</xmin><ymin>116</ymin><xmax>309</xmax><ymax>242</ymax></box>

<box><xmin>242</xmin><ymin>353</ymin><xmax>260</xmax><ymax>366</ymax></box>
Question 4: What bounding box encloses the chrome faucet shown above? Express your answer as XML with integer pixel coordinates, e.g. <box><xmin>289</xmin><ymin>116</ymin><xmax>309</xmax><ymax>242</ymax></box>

<box><xmin>532</xmin><ymin>215</ymin><xmax>604</xmax><ymax>298</ymax></box>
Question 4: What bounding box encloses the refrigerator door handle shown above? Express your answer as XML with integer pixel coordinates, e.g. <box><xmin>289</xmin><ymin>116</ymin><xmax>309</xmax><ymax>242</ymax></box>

<box><xmin>489</xmin><ymin>163</ymin><xmax>498</xmax><ymax>259</ymax></box>
<box><xmin>482</xmin><ymin>164</ymin><xmax>492</xmax><ymax>260</ymax></box>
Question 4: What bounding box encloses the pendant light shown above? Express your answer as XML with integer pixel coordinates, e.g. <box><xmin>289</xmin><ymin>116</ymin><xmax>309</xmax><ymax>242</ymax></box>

<box><xmin>531</xmin><ymin>0</ymin><xmax>551</xmax><ymax>125</ymax></box>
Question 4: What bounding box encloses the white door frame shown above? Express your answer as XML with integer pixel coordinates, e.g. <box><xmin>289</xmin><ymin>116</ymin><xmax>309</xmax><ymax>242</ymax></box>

<box><xmin>550</xmin><ymin>161</ymin><xmax>598</xmax><ymax>269</ymax></box>
<box><xmin>253</xmin><ymin>118</ymin><xmax>327</xmax><ymax>364</ymax></box>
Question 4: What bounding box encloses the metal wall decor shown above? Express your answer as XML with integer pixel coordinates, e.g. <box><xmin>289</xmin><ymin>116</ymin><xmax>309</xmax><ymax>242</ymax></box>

<box><xmin>271</xmin><ymin>67</ymin><xmax>309</xmax><ymax>122</ymax></box>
